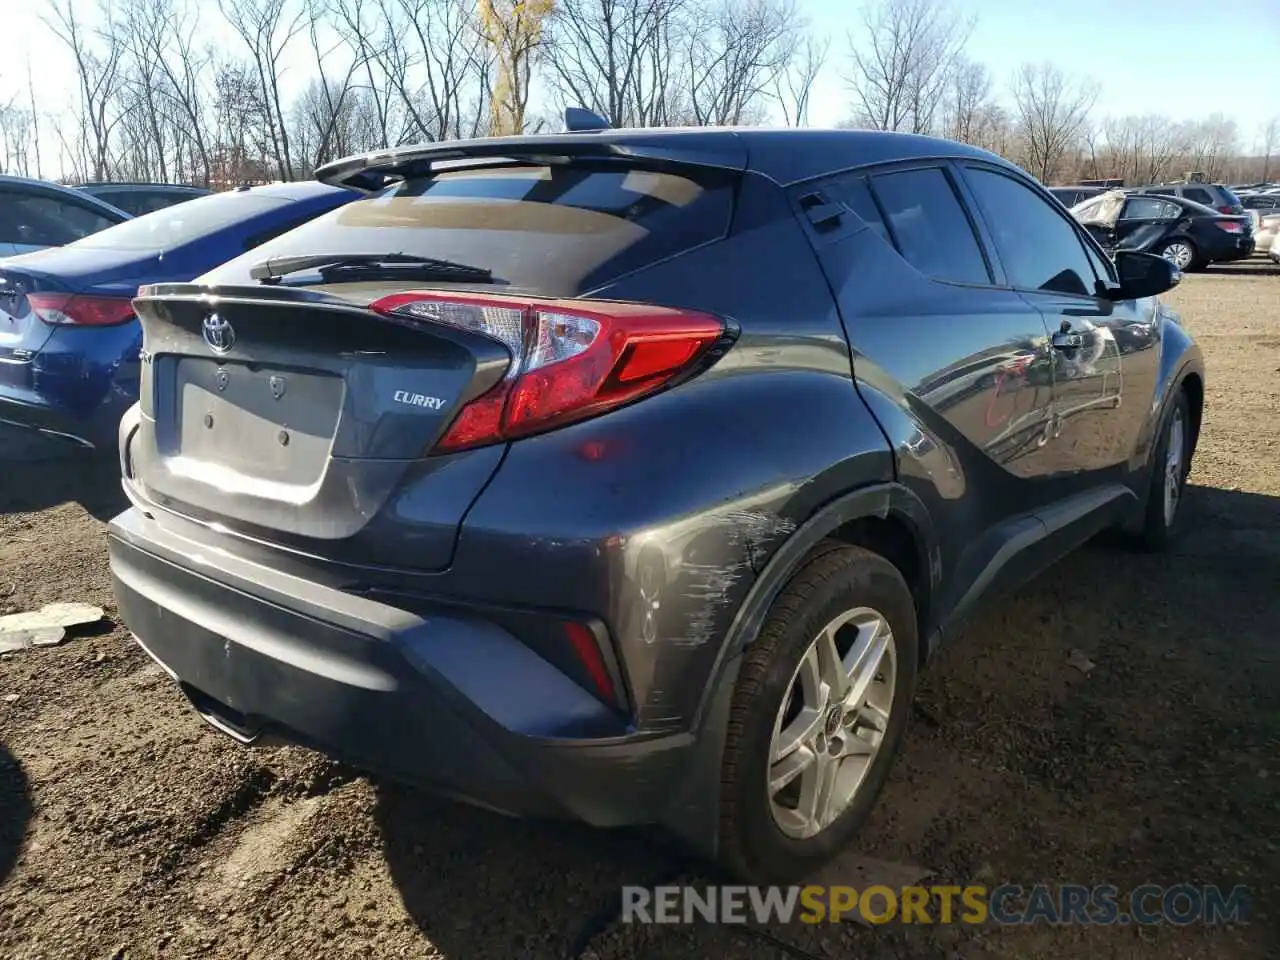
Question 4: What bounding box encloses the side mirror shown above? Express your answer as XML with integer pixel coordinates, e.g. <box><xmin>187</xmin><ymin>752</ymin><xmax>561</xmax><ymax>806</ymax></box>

<box><xmin>1110</xmin><ymin>250</ymin><xmax>1181</xmax><ymax>300</ymax></box>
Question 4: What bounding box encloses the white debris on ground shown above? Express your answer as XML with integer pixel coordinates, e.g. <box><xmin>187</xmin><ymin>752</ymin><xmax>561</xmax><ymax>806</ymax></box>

<box><xmin>1066</xmin><ymin>648</ymin><xmax>1097</xmax><ymax>675</ymax></box>
<box><xmin>0</xmin><ymin>602</ymin><xmax>105</xmax><ymax>654</ymax></box>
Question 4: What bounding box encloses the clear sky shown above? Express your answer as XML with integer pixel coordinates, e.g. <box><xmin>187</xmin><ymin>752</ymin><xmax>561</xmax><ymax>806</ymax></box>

<box><xmin>3</xmin><ymin>0</ymin><xmax>1278</xmax><ymax>177</ymax></box>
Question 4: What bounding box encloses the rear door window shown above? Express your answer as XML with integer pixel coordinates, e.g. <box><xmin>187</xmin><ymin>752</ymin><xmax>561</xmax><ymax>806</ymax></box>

<box><xmin>0</xmin><ymin>191</ymin><xmax>118</xmax><ymax>246</ymax></box>
<box><xmin>1122</xmin><ymin>197</ymin><xmax>1173</xmax><ymax>220</ymax></box>
<box><xmin>69</xmin><ymin>192</ymin><xmax>291</xmax><ymax>251</ymax></box>
<box><xmin>867</xmin><ymin>167</ymin><xmax>990</xmax><ymax>285</ymax></box>
<box><xmin>206</xmin><ymin>164</ymin><xmax>734</xmax><ymax>297</ymax></box>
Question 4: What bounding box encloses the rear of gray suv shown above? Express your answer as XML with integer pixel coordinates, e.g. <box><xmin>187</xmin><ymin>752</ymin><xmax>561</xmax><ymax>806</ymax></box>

<box><xmin>1132</xmin><ymin>183</ymin><xmax>1245</xmax><ymax>216</ymax></box>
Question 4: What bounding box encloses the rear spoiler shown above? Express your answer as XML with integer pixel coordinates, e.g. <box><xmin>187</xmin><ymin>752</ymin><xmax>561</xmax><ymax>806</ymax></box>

<box><xmin>314</xmin><ymin>131</ymin><xmax>750</xmax><ymax>194</ymax></box>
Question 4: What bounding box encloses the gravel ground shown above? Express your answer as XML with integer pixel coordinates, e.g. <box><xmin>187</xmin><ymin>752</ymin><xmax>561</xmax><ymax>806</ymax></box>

<box><xmin>1</xmin><ymin>261</ymin><xmax>1278</xmax><ymax>960</ymax></box>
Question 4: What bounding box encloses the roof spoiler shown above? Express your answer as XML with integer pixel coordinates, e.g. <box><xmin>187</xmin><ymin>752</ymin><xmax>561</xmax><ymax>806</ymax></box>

<box><xmin>314</xmin><ymin>131</ymin><xmax>749</xmax><ymax>194</ymax></box>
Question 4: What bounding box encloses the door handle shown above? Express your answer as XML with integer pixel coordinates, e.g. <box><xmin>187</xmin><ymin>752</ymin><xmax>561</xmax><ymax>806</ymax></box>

<box><xmin>1051</xmin><ymin>332</ymin><xmax>1084</xmax><ymax>350</ymax></box>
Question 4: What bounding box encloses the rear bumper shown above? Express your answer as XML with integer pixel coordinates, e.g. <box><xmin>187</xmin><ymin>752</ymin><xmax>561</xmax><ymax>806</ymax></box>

<box><xmin>107</xmin><ymin>507</ymin><xmax>706</xmax><ymax>831</ymax></box>
<box><xmin>0</xmin><ymin>390</ymin><xmax>127</xmax><ymax>449</ymax></box>
<box><xmin>0</xmin><ymin>323</ymin><xmax>141</xmax><ymax>449</ymax></box>
<box><xmin>1207</xmin><ymin>238</ymin><xmax>1255</xmax><ymax>262</ymax></box>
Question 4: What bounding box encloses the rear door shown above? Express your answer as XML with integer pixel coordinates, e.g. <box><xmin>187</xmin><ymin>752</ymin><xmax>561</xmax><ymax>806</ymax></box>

<box><xmin>130</xmin><ymin>161</ymin><xmax>737</xmax><ymax>572</ymax></box>
<box><xmin>797</xmin><ymin>163</ymin><xmax>1058</xmax><ymax>480</ymax></box>
<box><xmin>1115</xmin><ymin>196</ymin><xmax>1181</xmax><ymax>251</ymax></box>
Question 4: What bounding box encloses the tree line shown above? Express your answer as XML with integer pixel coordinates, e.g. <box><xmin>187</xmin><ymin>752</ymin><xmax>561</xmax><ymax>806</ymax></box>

<box><xmin>1</xmin><ymin>0</ymin><xmax>1276</xmax><ymax>188</ymax></box>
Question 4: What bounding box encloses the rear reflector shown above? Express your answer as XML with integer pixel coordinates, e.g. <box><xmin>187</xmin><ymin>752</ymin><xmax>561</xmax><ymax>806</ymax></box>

<box><xmin>370</xmin><ymin>291</ymin><xmax>725</xmax><ymax>452</ymax></box>
<box><xmin>27</xmin><ymin>293</ymin><xmax>135</xmax><ymax>327</ymax></box>
<box><xmin>563</xmin><ymin>621</ymin><xmax>618</xmax><ymax>707</ymax></box>
<box><xmin>1215</xmin><ymin>221</ymin><xmax>1244</xmax><ymax>234</ymax></box>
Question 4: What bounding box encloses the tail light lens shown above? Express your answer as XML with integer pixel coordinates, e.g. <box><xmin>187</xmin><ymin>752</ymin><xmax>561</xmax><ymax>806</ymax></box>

<box><xmin>1217</xmin><ymin>205</ymin><xmax>1234</xmax><ymax>214</ymax></box>
<box><xmin>370</xmin><ymin>291</ymin><xmax>725</xmax><ymax>452</ymax></box>
<box><xmin>27</xmin><ymin>293</ymin><xmax>135</xmax><ymax>326</ymax></box>
<box><xmin>1215</xmin><ymin>221</ymin><xmax>1243</xmax><ymax>234</ymax></box>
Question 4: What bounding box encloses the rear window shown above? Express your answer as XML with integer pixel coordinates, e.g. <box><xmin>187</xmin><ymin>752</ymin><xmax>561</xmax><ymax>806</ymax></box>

<box><xmin>207</xmin><ymin>163</ymin><xmax>734</xmax><ymax>296</ymax></box>
<box><xmin>96</xmin><ymin>190</ymin><xmax>200</xmax><ymax>216</ymax></box>
<box><xmin>69</xmin><ymin>192</ymin><xmax>289</xmax><ymax>251</ymax></box>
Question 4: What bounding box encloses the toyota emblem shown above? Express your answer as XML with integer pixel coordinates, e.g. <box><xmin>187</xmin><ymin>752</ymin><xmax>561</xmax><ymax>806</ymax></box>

<box><xmin>202</xmin><ymin>312</ymin><xmax>235</xmax><ymax>354</ymax></box>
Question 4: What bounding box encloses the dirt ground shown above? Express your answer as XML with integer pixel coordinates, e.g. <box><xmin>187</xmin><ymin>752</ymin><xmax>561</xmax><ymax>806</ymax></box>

<box><xmin>1</xmin><ymin>260</ymin><xmax>1277</xmax><ymax>960</ymax></box>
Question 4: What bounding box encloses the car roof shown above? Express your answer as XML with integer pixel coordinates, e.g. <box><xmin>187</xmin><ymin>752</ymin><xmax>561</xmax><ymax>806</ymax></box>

<box><xmin>318</xmin><ymin>127</ymin><xmax>1023</xmax><ymax>192</ymax></box>
<box><xmin>0</xmin><ymin>173</ymin><xmax>132</xmax><ymax>218</ymax></box>
<box><xmin>226</xmin><ymin>180</ymin><xmax>357</xmax><ymax>202</ymax></box>
<box><xmin>77</xmin><ymin>182</ymin><xmax>210</xmax><ymax>193</ymax></box>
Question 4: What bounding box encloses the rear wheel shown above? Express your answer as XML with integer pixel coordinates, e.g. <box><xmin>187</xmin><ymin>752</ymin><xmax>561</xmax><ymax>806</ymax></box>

<box><xmin>717</xmin><ymin>544</ymin><xmax>917</xmax><ymax>883</ymax></box>
<box><xmin>1159</xmin><ymin>238</ymin><xmax>1199</xmax><ymax>271</ymax></box>
<box><xmin>1136</xmin><ymin>390</ymin><xmax>1192</xmax><ymax>551</ymax></box>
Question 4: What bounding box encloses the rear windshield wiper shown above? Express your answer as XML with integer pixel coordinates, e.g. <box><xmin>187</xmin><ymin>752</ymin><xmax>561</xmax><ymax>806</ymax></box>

<box><xmin>249</xmin><ymin>253</ymin><xmax>493</xmax><ymax>285</ymax></box>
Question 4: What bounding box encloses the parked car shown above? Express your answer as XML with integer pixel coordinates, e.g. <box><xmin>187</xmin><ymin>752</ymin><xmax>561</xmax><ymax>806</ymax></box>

<box><xmin>0</xmin><ymin>181</ymin><xmax>359</xmax><ymax>449</ymax></box>
<box><xmin>1127</xmin><ymin>181</ymin><xmax>1245</xmax><ymax>216</ymax></box>
<box><xmin>109</xmin><ymin>127</ymin><xmax>1201</xmax><ymax>883</ymax></box>
<box><xmin>75</xmin><ymin>182</ymin><xmax>212</xmax><ymax>217</ymax></box>
<box><xmin>1242</xmin><ymin>193</ymin><xmax>1280</xmax><ymax>214</ymax></box>
<box><xmin>1257</xmin><ymin>212</ymin><xmax>1280</xmax><ymax>255</ymax></box>
<box><xmin>0</xmin><ymin>174</ymin><xmax>130</xmax><ymax>256</ymax></box>
<box><xmin>1048</xmin><ymin>185</ymin><xmax>1108</xmax><ymax>208</ymax></box>
<box><xmin>1071</xmin><ymin>189</ymin><xmax>1255</xmax><ymax>270</ymax></box>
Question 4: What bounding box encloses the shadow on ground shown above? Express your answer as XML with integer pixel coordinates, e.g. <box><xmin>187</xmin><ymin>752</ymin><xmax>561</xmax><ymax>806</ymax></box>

<box><xmin>372</xmin><ymin>482</ymin><xmax>1279</xmax><ymax>959</ymax></box>
<box><xmin>376</xmin><ymin>786</ymin><xmax>687</xmax><ymax>959</ymax></box>
<box><xmin>1202</xmin><ymin>260</ymin><xmax>1278</xmax><ymax>277</ymax></box>
<box><xmin>0</xmin><ymin>743</ymin><xmax>32</xmax><ymax>887</ymax></box>
<box><xmin>0</xmin><ymin>426</ymin><xmax>127</xmax><ymax>521</ymax></box>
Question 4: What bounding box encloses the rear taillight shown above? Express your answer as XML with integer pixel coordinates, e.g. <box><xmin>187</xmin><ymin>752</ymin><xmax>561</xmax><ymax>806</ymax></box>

<box><xmin>370</xmin><ymin>291</ymin><xmax>725</xmax><ymax>452</ymax></box>
<box><xmin>1215</xmin><ymin>221</ymin><xmax>1244</xmax><ymax>234</ymax></box>
<box><xmin>26</xmin><ymin>293</ymin><xmax>135</xmax><ymax>326</ymax></box>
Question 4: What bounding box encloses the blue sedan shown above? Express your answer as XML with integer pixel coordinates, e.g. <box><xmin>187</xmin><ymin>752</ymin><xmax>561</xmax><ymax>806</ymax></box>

<box><xmin>0</xmin><ymin>181</ymin><xmax>359</xmax><ymax>450</ymax></box>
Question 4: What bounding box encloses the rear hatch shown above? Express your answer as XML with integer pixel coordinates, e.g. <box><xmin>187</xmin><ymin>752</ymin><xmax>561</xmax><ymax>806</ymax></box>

<box><xmin>128</xmin><ymin>139</ymin><xmax>742</xmax><ymax>572</ymax></box>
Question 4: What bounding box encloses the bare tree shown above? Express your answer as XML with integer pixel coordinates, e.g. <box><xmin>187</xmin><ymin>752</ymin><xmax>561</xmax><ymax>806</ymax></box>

<box><xmin>212</xmin><ymin>59</ymin><xmax>274</xmax><ymax>185</ymax></box>
<box><xmin>219</xmin><ymin>0</ymin><xmax>306</xmax><ymax>179</ymax></box>
<box><xmin>1260</xmin><ymin>116</ymin><xmax>1278</xmax><ymax>182</ymax></box>
<box><xmin>1011</xmin><ymin>61</ymin><xmax>1097</xmax><ymax>183</ymax></box>
<box><xmin>479</xmin><ymin>0</ymin><xmax>553</xmax><ymax>135</ymax></box>
<box><xmin>391</xmin><ymin>0</ymin><xmax>493</xmax><ymax>141</ymax></box>
<box><xmin>26</xmin><ymin>60</ymin><xmax>43</xmax><ymax>179</ymax></box>
<box><xmin>1180</xmin><ymin>114</ymin><xmax>1239</xmax><ymax>181</ymax></box>
<box><xmin>543</xmin><ymin>0</ymin><xmax>682</xmax><ymax>129</ymax></box>
<box><xmin>942</xmin><ymin>58</ymin><xmax>991</xmax><ymax>145</ymax></box>
<box><xmin>682</xmin><ymin>0</ymin><xmax>801</xmax><ymax>127</ymax></box>
<box><xmin>44</xmin><ymin>0</ymin><xmax>125</xmax><ymax>180</ymax></box>
<box><xmin>773</xmin><ymin>28</ymin><xmax>829</xmax><ymax>127</ymax></box>
<box><xmin>844</xmin><ymin>0</ymin><xmax>972</xmax><ymax>134</ymax></box>
<box><xmin>0</xmin><ymin>103</ymin><xmax>38</xmax><ymax>176</ymax></box>
<box><xmin>1098</xmin><ymin>115</ymin><xmax>1182</xmax><ymax>185</ymax></box>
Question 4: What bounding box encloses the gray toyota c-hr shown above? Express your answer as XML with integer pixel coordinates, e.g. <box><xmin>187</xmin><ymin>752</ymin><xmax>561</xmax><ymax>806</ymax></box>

<box><xmin>109</xmin><ymin>125</ymin><xmax>1203</xmax><ymax>882</ymax></box>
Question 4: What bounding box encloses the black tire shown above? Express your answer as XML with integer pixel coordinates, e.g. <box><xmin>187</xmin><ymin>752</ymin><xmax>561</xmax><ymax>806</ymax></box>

<box><xmin>1136</xmin><ymin>389</ymin><xmax>1192</xmax><ymax>552</ymax></box>
<box><xmin>1160</xmin><ymin>237</ymin><xmax>1201</xmax><ymax>272</ymax></box>
<box><xmin>717</xmin><ymin>544</ymin><xmax>918</xmax><ymax>883</ymax></box>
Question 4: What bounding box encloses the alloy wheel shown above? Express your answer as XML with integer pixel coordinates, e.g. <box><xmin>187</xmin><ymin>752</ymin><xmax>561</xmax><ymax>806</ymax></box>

<box><xmin>767</xmin><ymin>606</ymin><xmax>897</xmax><ymax>839</ymax></box>
<box><xmin>1164</xmin><ymin>407</ymin><xmax>1186</xmax><ymax>527</ymax></box>
<box><xmin>1161</xmin><ymin>242</ymin><xmax>1194</xmax><ymax>270</ymax></box>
